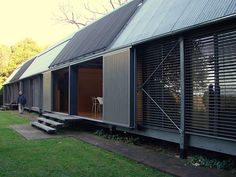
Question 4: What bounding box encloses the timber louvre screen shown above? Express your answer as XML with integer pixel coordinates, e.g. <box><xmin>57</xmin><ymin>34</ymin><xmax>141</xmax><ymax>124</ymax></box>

<box><xmin>185</xmin><ymin>26</ymin><xmax>236</xmax><ymax>141</ymax></box>
<box><xmin>136</xmin><ymin>38</ymin><xmax>181</xmax><ymax>131</ymax></box>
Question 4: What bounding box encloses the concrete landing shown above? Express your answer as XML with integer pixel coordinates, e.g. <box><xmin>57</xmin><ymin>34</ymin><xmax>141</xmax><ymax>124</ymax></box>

<box><xmin>10</xmin><ymin>124</ymin><xmax>64</xmax><ymax>140</ymax></box>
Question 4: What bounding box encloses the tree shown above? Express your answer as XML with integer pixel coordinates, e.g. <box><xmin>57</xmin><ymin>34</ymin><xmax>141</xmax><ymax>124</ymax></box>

<box><xmin>0</xmin><ymin>45</ymin><xmax>11</xmax><ymax>86</ymax></box>
<box><xmin>0</xmin><ymin>45</ymin><xmax>11</xmax><ymax>75</ymax></box>
<box><xmin>54</xmin><ymin>0</ymin><xmax>128</xmax><ymax>29</ymax></box>
<box><xmin>0</xmin><ymin>38</ymin><xmax>44</xmax><ymax>89</ymax></box>
<box><xmin>7</xmin><ymin>38</ymin><xmax>43</xmax><ymax>73</ymax></box>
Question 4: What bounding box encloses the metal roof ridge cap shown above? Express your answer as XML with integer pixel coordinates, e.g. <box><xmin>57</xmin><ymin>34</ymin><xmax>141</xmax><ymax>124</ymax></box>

<box><xmin>107</xmin><ymin>0</ymin><xmax>146</xmax><ymax>50</ymax></box>
<box><xmin>19</xmin><ymin>72</ymin><xmax>43</xmax><ymax>80</ymax></box>
<box><xmin>33</xmin><ymin>37</ymin><xmax>72</xmax><ymax>59</ymax></box>
<box><xmin>70</xmin><ymin>0</ymin><xmax>137</xmax><ymax>37</ymax></box>
<box><xmin>23</xmin><ymin>32</ymin><xmax>75</xmax><ymax>64</ymax></box>
<box><xmin>192</xmin><ymin>0</ymin><xmax>210</xmax><ymax>25</ymax></box>
<box><xmin>170</xmin><ymin>0</ymin><xmax>192</xmax><ymax>32</ymax></box>
<box><xmin>224</xmin><ymin>0</ymin><xmax>234</xmax><ymax>16</ymax></box>
<box><xmin>49</xmin><ymin>45</ymin><xmax>132</xmax><ymax>71</ymax></box>
<box><xmin>20</xmin><ymin>41</ymin><xmax>70</xmax><ymax>80</ymax></box>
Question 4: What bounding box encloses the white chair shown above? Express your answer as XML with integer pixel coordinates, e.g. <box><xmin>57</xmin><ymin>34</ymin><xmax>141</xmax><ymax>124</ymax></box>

<box><xmin>96</xmin><ymin>97</ymin><xmax>103</xmax><ymax>113</ymax></box>
<box><xmin>91</xmin><ymin>97</ymin><xmax>98</xmax><ymax>113</ymax></box>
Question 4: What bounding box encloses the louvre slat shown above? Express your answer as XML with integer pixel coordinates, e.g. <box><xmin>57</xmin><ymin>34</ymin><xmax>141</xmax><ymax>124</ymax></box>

<box><xmin>137</xmin><ymin>38</ymin><xmax>180</xmax><ymax>131</ymax></box>
<box><xmin>185</xmin><ymin>27</ymin><xmax>236</xmax><ymax>140</ymax></box>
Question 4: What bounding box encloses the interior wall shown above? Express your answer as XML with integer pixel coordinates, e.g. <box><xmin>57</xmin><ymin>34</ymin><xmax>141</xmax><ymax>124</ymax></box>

<box><xmin>77</xmin><ymin>68</ymin><xmax>102</xmax><ymax>114</ymax></box>
<box><xmin>53</xmin><ymin>68</ymin><xmax>69</xmax><ymax>113</ymax></box>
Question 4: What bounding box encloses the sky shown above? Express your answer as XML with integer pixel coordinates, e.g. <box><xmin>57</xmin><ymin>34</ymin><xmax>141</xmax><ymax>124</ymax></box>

<box><xmin>0</xmin><ymin>0</ymin><xmax>79</xmax><ymax>46</ymax></box>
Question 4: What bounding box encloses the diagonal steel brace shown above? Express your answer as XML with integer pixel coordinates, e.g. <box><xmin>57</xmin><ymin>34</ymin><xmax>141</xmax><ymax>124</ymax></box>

<box><xmin>141</xmin><ymin>40</ymin><xmax>180</xmax><ymax>89</ymax></box>
<box><xmin>142</xmin><ymin>88</ymin><xmax>182</xmax><ymax>133</ymax></box>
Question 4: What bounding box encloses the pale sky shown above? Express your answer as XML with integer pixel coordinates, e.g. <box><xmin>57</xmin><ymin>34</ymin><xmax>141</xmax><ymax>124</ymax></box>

<box><xmin>0</xmin><ymin>0</ymin><xmax>97</xmax><ymax>46</ymax></box>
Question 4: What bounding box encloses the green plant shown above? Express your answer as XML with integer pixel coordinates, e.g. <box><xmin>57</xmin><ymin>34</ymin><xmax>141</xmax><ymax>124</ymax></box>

<box><xmin>190</xmin><ymin>155</ymin><xmax>234</xmax><ymax>170</ymax></box>
<box><xmin>94</xmin><ymin>129</ymin><xmax>143</xmax><ymax>144</ymax></box>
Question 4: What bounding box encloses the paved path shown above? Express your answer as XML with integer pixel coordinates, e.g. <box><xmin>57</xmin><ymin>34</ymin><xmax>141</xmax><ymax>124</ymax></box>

<box><xmin>73</xmin><ymin>132</ymin><xmax>234</xmax><ymax>177</ymax></box>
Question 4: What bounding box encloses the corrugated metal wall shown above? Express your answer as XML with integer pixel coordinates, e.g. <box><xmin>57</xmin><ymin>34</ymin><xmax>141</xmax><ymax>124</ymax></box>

<box><xmin>32</xmin><ymin>77</ymin><xmax>38</xmax><ymax>107</ymax></box>
<box><xmin>103</xmin><ymin>49</ymin><xmax>131</xmax><ymax>127</ymax></box>
<box><xmin>43</xmin><ymin>71</ymin><xmax>52</xmax><ymax>112</ymax></box>
<box><xmin>10</xmin><ymin>83</ymin><xmax>19</xmax><ymax>103</ymax></box>
<box><xmin>22</xmin><ymin>75</ymin><xmax>43</xmax><ymax>110</ymax></box>
<box><xmin>23</xmin><ymin>79</ymin><xmax>31</xmax><ymax>108</ymax></box>
<box><xmin>3</xmin><ymin>85</ymin><xmax>9</xmax><ymax>104</ymax></box>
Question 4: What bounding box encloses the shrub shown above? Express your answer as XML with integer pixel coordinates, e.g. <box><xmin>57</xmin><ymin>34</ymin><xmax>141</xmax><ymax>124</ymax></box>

<box><xmin>190</xmin><ymin>155</ymin><xmax>234</xmax><ymax>170</ymax></box>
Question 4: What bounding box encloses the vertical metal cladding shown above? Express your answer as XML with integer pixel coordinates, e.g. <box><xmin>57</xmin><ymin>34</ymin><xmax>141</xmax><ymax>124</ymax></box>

<box><xmin>3</xmin><ymin>85</ymin><xmax>10</xmax><ymax>104</ymax></box>
<box><xmin>43</xmin><ymin>71</ymin><xmax>52</xmax><ymax>112</ymax></box>
<box><xmin>10</xmin><ymin>82</ymin><xmax>19</xmax><ymax>103</ymax></box>
<box><xmin>103</xmin><ymin>48</ymin><xmax>131</xmax><ymax>127</ymax></box>
<box><xmin>23</xmin><ymin>79</ymin><xmax>31</xmax><ymax>108</ymax></box>
<box><xmin>31</xmin><ymin>75</ymin><xmax>42</xmax><ymax>109</ymax></box>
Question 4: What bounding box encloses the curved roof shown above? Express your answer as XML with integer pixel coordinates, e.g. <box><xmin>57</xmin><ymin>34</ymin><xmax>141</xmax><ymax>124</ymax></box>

<box><xmin>50</xmin><ymin>0</ymin><xmax>142</xmax><ymax>67</ymax></box>
<box><xmin>111</xmin><ymin>0</ymin><xmax>236</xmax><ymax>49</ymax></box>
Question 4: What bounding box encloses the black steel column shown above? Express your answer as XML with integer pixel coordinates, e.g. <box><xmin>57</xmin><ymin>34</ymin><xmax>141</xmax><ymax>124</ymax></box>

<box><xmin>130</xmin><ymin>47</ymin><xmax>136</xmax><ymax>128</ymax></box>
<box><xmin>179</xmin><ymin>37</ymin><xmax>187</xmax><ymax>159</ymax></box>
<box><xmin>69</xmin><ymin>65</ymin><xmax>78</xmax><ymax>115</ymax></box>
<box><xmin>214</xmin><ymin>35</ymin><xmax>220</xmax><ymax>135</ymax></box>
<box><xmin>51</xmin><ymin>72</ymin><xmax>55</xmax><ymax>112</ymax></box>
<box><xmin>39</xmin><ymin>75</ymin><xmax>43</xmax><ymax>112</ymax></box>
<box><xmin>19</xmin><ymin>81</ymin><xmax>23</xmax><ymax>92</ymax></box>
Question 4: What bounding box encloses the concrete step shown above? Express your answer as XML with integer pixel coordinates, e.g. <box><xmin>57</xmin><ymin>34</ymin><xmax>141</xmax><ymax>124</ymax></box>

<box><xmin>0</xmin><ymin>107</ymin><xmax>6</xmax><ymax>111</ymax></box>
<box><xmin>42</xmin><ymin>113</ymin><xmax>80</xmax><ymax>122</ymax></box>
<box><xmin>2</xmin><ymin>105</ymin><xmax>10</xmax><ymax>109</ymax></box>
<box><xmin>31</xmin><ymin>121</ymin><xmax>56</xmax><ymax>134</ymax></box>
<box><xmin>37</xmin><ymin>117</ymin><xmax>64</xmax><ymax>127</ymax></box>
<box><xmin>31</xmin><ymin>107</ymin><xmax>40</xmax><ymax>113</ymax></box>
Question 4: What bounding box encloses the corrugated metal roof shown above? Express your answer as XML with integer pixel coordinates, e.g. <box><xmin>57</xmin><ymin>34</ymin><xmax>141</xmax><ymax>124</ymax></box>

<box><xmin>111</xmin><ymin>0</ymin><xmax>236</xmax><ymax>49</ymax></box>
<box><xmin>10</xmin><ymin>58</ymin><xmax>36</xmax><ymax>83</ymax></box>
<box><xmin>226</xmin><ymin>0</ymin><xmax>236</xmax><ymax>15</ymax></box>
<box><xmin>50</xmin><ymin>0</ymin><xmax>142</xmax><ymax>67</ymax></box>
<box><xmin>20</xmin><ymin>35</ymin><xmax>72</xmax><ymax>79</ymax></box>
<box><xmin>3</xmin><ymin>65</ymin><xmax>21</xmax><ymax>85</ymax></box>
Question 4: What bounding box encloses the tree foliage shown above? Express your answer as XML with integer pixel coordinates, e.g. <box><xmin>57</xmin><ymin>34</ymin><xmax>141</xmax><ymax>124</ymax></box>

<box><xmin>0</xmin><ymin>38</ymin><xmax>44</xmax><ymax>89</ymax></box>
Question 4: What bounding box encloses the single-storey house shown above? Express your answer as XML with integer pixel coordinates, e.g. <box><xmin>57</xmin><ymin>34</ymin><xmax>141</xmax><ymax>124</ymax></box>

<box><xmin>3</xmin><ymin>0</ymin><xmax>236</xmax><ymax>157</ymax></box>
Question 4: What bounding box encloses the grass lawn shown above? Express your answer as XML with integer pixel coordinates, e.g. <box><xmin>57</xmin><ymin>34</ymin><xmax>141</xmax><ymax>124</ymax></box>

<box><xmin>0</xmin><ymin>111</ymin><xmax>172</xmax><ymax>177</ymax></box>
